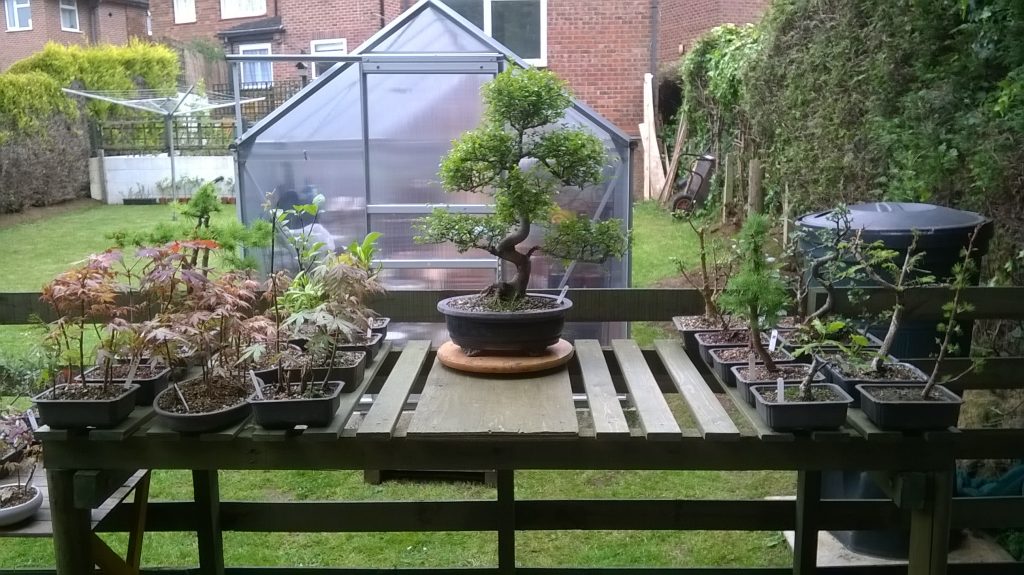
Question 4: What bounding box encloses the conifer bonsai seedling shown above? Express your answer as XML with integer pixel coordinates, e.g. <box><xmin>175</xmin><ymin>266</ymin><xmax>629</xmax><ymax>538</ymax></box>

<box><xmin>415</xmin><ymin>67</ymin><xmax>627</xmax><ymax>355</ymax></box>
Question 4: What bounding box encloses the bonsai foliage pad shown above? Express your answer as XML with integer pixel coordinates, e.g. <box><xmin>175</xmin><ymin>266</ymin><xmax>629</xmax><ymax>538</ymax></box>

<box><xmin>437</xmin><ymin>340</ymin><xmax>574</xmax><ymax>374</ymax></box>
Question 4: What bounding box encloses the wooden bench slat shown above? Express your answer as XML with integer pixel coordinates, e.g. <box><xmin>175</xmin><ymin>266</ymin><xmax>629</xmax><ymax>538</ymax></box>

<box><xmin>89</xmin><ymin>408</ymin><xmax>155</xmax><ymax>442</ymax></box>
<box><xmin>717</xmin><ymin>377</ymin><xmax>795</xmax><ymax>442</ymax></box>
<box><xmin>357</xmin><ymin>341</ymin><xmax>432</xmax><ymax>438</ymax></box>
<box><xmin>654</xmin><ymin>340</ymin><xmax>740</xmax><ymax>440</ymax></box>
<box><xmin>574</xmin><ymin>340</ymin><xmax>630</xmax><ymax>439</ymax></box>
<box><xmin>301</xmin><ymin>342</ymin><xmax>393</xmax><ymax>441</ymax></box>
<box><xmin>610</xmin><ymin>340</ymin><xmax>681</xmax><ymax>440</ymax></box>
<box><xmin>846</xmin><ymin>409</ymin><xmax>903</xmax><ymax>442</ymax></box>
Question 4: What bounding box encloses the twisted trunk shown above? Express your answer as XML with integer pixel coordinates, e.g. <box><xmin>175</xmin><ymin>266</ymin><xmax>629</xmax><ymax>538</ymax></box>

<box><xmin>487</xmin><ymin>212</ymin><xmax>534</xmax><ymax>300</ymax></box>
<box><xmin>749</xmin><ymin>304</ymin><xmax>777</xmax><ymax>373</ymax></box>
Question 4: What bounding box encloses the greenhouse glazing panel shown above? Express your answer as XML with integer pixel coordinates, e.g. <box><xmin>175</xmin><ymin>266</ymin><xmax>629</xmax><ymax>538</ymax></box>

<box><xmin>257</xmin><ymin>65</ymin><xmax>362</xmax><ymax>143</ymax></box>
<box><xmin>369</xmin><ymin>6</ymin><xmax>492</xmax><ymax>53</ymax></box>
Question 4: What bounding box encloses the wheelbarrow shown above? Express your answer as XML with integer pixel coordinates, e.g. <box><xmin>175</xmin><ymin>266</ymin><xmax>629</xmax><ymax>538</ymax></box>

<box><xmin>668</xmin><ymin>154</ymin><xmax>716</xmax><ymax>213</ymax></box>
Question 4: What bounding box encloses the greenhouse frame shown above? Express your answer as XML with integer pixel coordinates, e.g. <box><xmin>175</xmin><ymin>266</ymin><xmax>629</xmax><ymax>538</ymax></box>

<box><xmin>233</xmin><ymin>0</ymin><xmax>635</xmax><ymax>297</ymax></box>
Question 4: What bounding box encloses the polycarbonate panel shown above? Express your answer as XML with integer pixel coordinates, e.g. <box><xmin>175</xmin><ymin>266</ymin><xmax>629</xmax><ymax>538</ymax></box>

<box><xmin>378</xmin><ymin>266</ymin><xmax>497</xmax><ymax>291</ymax></box>
<box><xmin>258</xmin><ymin>65</ymin><xmax>362</xmax><ymax>143</ymax></box>
<box><xmin>366</xmin><ymin>73</ymin><xmax>491</xmax><ymax>205</ymax></box>
<box><xmin>369</xmin><ymin>214</ymin><xmax>499</xmax><ymax>261</ymax></box>
<box><xmin>370</xmin><ymin>6</ymin><xmax>492</xmax><ymax>53</ymax></box>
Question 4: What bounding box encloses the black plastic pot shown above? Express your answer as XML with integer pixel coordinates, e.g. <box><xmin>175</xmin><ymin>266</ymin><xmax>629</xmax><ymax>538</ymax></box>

<box><xmin>708</xmin><ymin>347</ymin><xmax>794</xmax><ymax>388</ymax></box>
<box><xmin>437</xmin><ymin>294</ymin><xmax>571</xmax><ymax>355</ymax></box>
<box><xmin>369</xmin><ymin>317</ymin><xmax>391</xmax><ymax>339</ymax></box>
<box><xmin>751</xmin><ymin>383</ymin><xmax>853</xmax><ymax>431</ymax></box>
<box><xmin>823</xmin><ymin>361</ymin><xmax>926</xmax><ymax>407</ymax></box>
<box><xmin>152</xmin><ymin>385</ymin><xmax>251</xmax><ymax>434</ymax></box>
<box><xmin>249</xmin><ymin>380</ymin><xmax>351</xmax><ymax>429</ymax></box>
<box><xmin>32</xmin><ymin>384</ymin><xmax>139</xmax><ymax>429</ymax></box>
<box><xmin>79</xmin><ymin>365</ymin><xmax>171</xmax><ymax>406</ymax></box>
<box><xmin>673</xmin><ymin>315</ymin><xmax>735</xmax><ymax>352</ymax></box>
<box><xmin>733</xmin><ymin>365</ymin><xmax>825</xmax><ymax>406</ymax></box>
<box><xmin>780</xmin><ymin>332</ymin><xmax>883</xmax><ymax>364</ymax></box>
<box><xmin>253</xmin><ymin>352</ymin><xmax>367</xmax><ymax>389</ymax></box>
<box><xmin>694</xmin><ymin>330</ymin><xmax>763</xmax><ymax>365</ymax></box>
<box><xmin>856</xmin><ymin>384</ymin><xmax>963</xmax><ymax>431</ymax></box>
<box><xmin>337</xmin><ymin>333</ymin><xmax>383</xmax><ymax>362</ymax></box>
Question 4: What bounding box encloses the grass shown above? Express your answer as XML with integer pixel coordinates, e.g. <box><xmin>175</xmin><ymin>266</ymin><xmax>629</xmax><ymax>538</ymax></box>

<box><xmin>0</xmin><ymin>201</ymin><xmax>796</xmax><ymax>570</ymax></box>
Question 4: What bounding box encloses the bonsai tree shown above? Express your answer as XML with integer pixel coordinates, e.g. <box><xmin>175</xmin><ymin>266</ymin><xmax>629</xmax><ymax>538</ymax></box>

<box><xmin>718</xmin><ymin>214</ymin><xmax>790</xmax><ymax>373</ymax></box>
<box><xmin>673</xmin><ymin>214</ymin><xmax>733</xmax><ymax>331</ymax></box>
<box><xmin>414</xmin><ymin>67</ymin><xmax>627</xmax><ymax>304</ymax></box>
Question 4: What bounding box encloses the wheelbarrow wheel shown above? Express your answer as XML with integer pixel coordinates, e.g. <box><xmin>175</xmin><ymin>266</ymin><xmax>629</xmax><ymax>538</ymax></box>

<box><xmin>670</xmin><ymin>193</ymin><xmax>695</xmax><ymax>213</ymax></box>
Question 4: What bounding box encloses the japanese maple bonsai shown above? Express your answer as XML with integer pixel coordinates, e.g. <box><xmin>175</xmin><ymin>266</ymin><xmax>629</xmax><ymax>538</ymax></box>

<box><xmin>0</xmin><ymin>409</ymin><xmax>43</xmax><ymax>527</ymax></box>
<box><xmin>33</xmin><ymin>252</ymin><xmax>140</xmax><ymax>429</ymax></box>
<box><xmin>415</xmin><ymin>67</ymin><xmax>627</xmax><ymax>356</ymax></box>
<box><xmin>672</xmin><ymin>214</ymin><xmax>737</xmax><ymax>351</ymax></box>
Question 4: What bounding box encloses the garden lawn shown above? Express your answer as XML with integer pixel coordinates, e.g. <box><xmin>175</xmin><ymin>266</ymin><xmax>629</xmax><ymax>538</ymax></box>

<box><xmin>0</xmin><ymin>200</ymin><xmax>794</xmax><ymax>570</ymax></box>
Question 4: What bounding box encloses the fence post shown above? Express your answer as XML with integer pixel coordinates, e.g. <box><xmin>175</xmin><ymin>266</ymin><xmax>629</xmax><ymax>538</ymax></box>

<box><xmin>747</xmin><ymin>159</ymin><xmax>764</xmax><ymax>216</ymax></box>
<box><xmin>722</xmin><ymin>154</ymin><xmax>735</xmax><ymax>224</ymax></box>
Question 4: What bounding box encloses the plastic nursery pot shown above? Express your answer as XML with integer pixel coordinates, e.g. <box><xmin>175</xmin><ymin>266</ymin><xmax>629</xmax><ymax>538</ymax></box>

<box><xmin>78</xmin><ymin>365</ymin><xmax>172</xmax><ymax>406</ymax></box>
<box><xmin>750</xmin><ymin>383</ymin><xmax>853</xmax><ymax>431</ymax></box>
<box><xmin>672</xmin><ymin>315</ymin><xmax>736</xmax><ymax>352</ymax></box>
<box><xmin>336</xmin><ymin>332</ymin><xmax>384</xmax><ymax>363</ymax></box>
<box><xmin>708</xmin><ymin>347</ymin><xmax>795</xmax><ymax>388</ymax></box>
<box><xmin>732</xmin><ymin>364</ymin><xmax>825</xmax><ymax>407</ymax></box>
<box><xmin>369</xmin><ymin>317</ymin><xmax>391</xmax><ymax>339</ymax></box>
<box><xmin>0</xmin><ymin>485</ymin><xmax>43</xmax><ymax>527</ymax></box>
<box><xmin>249</xmin><ymin>380</ymin><xmax>354</xmax><ymax>429</ymax></box>
<box><xmin>152</xmin><ymin>381</ymin><xmax>251</xmax><ymax>434</ymax></box>
<box><xmin>779</xmin><ymin>331</ymin><xmax>883</xmax><ymax>363</ymax></box>
<box><xmin>855</xmin><ymin>384</ymin><xmax>963</xmax><ymax>431</ymax></box>
<box><xmin>254</xmin><ymin>352</ymin><xmax>367</xmax><ymax>390</ymax></box>
<box><xmin>694</xmin><ymin>330</ymin><xmax>767</xmax><ymax>365</ymax></box>
<box><xmin>822</xmin><ymin>360</ymin><xmax>926</xmax><ymax>407</ymax></box>
<box><xmin>32</xmin><ymin>384</ymin><xmax>139</xmax><ymax>429</ymax></box>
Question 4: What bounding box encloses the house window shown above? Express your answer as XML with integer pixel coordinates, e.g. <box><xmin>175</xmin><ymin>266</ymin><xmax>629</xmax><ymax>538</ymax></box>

<box><xmin>445</xmin><ymin>0</ymin><xmax>546</xmax><ymax>66</ymax></box>
<box><xmin>59</xmin><ymin>0</ymin><xmax>79</xmax><ymax>32</ymax></box>
<box><xmin>173</xmin><ymin>0</ymin><xmax>195</xmax><ymax>24</ymax></box>
<box><xmin>239</xmin><ymin>43</ymin><xmax>273</xmax><ymax>86</ymax></box>
<box><xmin>221</xmin><ymin>0</ymin><xmax>265</xmax><ymax>20</ymax></box>
<box><xmin>310</xmin><ymin>38</ymin><xmax>347</xmax><ymax>78</ymax></box>
<box><xmin>4</xmin><ymin>0</ymin><xmax>31</xmax><ymax>31</ymax></box>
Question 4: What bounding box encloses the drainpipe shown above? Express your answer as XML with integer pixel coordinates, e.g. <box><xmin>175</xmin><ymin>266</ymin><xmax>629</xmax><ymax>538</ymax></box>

<box><xmin>649</xmin><ymin>0</ymin><xmax>660</xmax><ymax>80</ymax></box>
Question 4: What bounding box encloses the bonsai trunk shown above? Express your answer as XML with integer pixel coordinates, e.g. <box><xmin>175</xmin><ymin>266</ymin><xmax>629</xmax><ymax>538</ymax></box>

<box><xmin>872</xmin><ymin>299</ymin><xmax>903</xmax><ymax>372</ymax></box>
<box><xmin>486</xmin><ymin>213</ymin><xmax>534</xmax><ymax>301</ymax></box>
<box><xmin>749</xmin><ymin>304</ymin><xmax>777</xmax><ymax>373</ymax></box>
<box><xmin>798</xmin><ymin>358</ymin><xmax>824</xmax><ymax>402</ymax></box>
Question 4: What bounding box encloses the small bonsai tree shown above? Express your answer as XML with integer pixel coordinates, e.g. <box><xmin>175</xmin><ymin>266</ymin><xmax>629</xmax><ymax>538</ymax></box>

<box><xmin>415</xmin><ymin>67</ymin><xmax>627</xmax><ymax>304</ymax></box>
<box><xmin>718</xmin><ymin>214</ymin><xmax>790</xmax><ymax>373</ymax></box>
<box><xmin>0</xmin><ymin>409</ymin><xmax>41</xmax><ymax>506</ymax></box>
<box><xmin>787</xmin><ymin>206</ymin><xmax>855</xmax><ymax>326</ymax></box>
<box><xmin>673</xmin><ymin>214</ymin><xmax>733</xmax><ymax>330</ymax></box>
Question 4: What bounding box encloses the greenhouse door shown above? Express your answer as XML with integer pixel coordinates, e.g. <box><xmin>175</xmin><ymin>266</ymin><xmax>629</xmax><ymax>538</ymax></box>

<box><xmin>361</xmin><ymin>55</ymin><xmax>502</xmax><ymax>291</ymax></box>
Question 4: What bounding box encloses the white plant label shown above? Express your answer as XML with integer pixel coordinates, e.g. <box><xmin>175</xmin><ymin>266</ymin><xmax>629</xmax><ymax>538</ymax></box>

<box><xmin>768</xmin><ymin>329</ymin><xmax>779</xmax><ymax>352</ymax></box>
<box><xmin>249</xmin><ymin>372</ymin><xmax>265</xmax><ymax>400</ymax></box>
<box><xmin>27</xmin><ymin>411</ymin><xmax>38</xmax><ymax>430</ymax></box>
<box><xmin>776</xmin><ymin>377</ymin><xmax>785</xmax><ymax>402</ymax></box>
<box><xmin>556</xmin><ymin>285</ymin><xmax>569</xmax><ymax>304</ymax></box>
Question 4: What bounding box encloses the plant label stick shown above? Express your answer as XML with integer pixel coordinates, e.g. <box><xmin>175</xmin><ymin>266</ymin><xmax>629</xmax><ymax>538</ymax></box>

<box><xmin>124</xmin><ymin>356</ymin><xmax>141</xmax><ymax>387</ymax></box>
<box><xmin>26</xmin><ymin>412</ymin><xmax>38</xmax><ymax>431</ymax></box>
<box><xmin>768</xmin><ymin>329</ymin><xmax>778</xmax><ymax>352</ymax></box>
<box><xmin>249</xmin><ymin>372</ymin><xmax>265</xmax><ymax>400</ymax></box>
<box><xmin>777</xmin><ymin>377</ymin><xmax>785</xmax><ymax>402</ymax></box>
<box><xmin>556</xmin><ymin>285</ymin><xmax>569</xmax><ymax>305</ymax></box>
<box><xmin>172</xmin><ymin>384</ymin><xmax>191</xmax><ymax>412</ymax></box>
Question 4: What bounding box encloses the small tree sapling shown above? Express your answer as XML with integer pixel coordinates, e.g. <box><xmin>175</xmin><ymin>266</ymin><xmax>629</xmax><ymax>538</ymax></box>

<box><xmin>0</xmin><ymin>409</ymin><xmax>41</xmax><ymax>509</ymax></box>
<box><xmin>718</xmin><ymin>214</ymin><xmax>791</xmax><ymax>373</ymax></box>
<box><xmin>673</xmin><ymin>215</ymin><xmax>733</xmax><ymax>330</ymax></box>
<box><xmin>414</xmin><ymin>67</ymin><xmax>627</xmax><ymax>305</ymax></box>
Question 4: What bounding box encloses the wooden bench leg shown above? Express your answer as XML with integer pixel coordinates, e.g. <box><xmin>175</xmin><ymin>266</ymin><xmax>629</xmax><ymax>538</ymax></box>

<box><xmin>908</xmin><ymin>467</ymin><xmax>953</xmax><ymax>575</ymax></box>
<box><xmin>48</xmin><ymin>469</ymin><xmax>93</xmax><ymax>575</ymax></box>
<box><xmin>794</xmin><ymin>470</ymin><xmax>821</xmax><ymax>575</ymax></box>
<box><xmin>193</xmin><ymin>470</ymin><xmax>225</xmax><ymax>575</ymax></box>
<box><xmin>496</xmin><ymin>470</ymin><xmax>515</xmax><ymax>575</ymax></box>
<box><xmin>125</xmin><ymin>471</ymin><xmax>151</xmax><ymax>572</ymax></box>
<box><xmin>92</xmin><ymin>534</ymin><xmax>134</xmax><ymax>575</ymax></box>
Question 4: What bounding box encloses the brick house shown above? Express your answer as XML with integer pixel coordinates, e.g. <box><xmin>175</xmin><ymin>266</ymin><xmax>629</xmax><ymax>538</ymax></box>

<box><xmin>0</xmin><ymin>0</ymin><xmax>151</xmax><ymax>70</ymax></box>
<box><xmin>151</xmin><ymin>0</ymin><xmax>768</xmax><ymax>138</ymax></box>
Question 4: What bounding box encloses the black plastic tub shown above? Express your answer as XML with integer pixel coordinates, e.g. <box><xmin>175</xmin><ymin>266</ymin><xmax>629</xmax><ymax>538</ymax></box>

<box><xmin>823</xmin><ymin>361</ymin><xmax>927</xmax><ymax>407</ymax></box>
<box><xmin>369</xmin><ymin>317</ymin><xmax>391</xmax><ymax>339</ymax></box>
<box><xmin>694</xmin><ymin>330</ymin><xmax>763</xmax><ymax>365</ymax></box>
<box><xmin>249</xmin><ymin>380</ymin><xmax>351</xmax><ymax>429</ymax></box>
<box><xmin>856</xmin><ymin>384</ymin><xmax>963</xmax><ymax>431</ymax></box>
<box><xmin>733</xmin><ymin>364</ymin><xmax>825</xmax><ymax>406</ymax></box>
<box><xmin>79</xmin><ymin>365</ymin><xmax>171</xmax><ymax>406</ymax></box>
<box><xmin>709</xmin><ymin>347</ymin><xmax>794</xmax><ymax>387</ymax></box>
<box><xmin>253</xmin><ymin>353</ymin><xmax>367</xmax><ymax>389</ymax></box>
<box><xmin>337</xmin><ymin>333</ymin><xmax>384</xmax><ymax>362</ymax></box>
<box><xmin>152</xmin><ymin>386</ymin><xmax>251</xmax><ymax>434</ymax></box>
<box><xmin>751</xmin><ymin>383</ymin><xmax>852</xmax><ymax>431</ymax></box>
<box><xmin>673</xmin><ymin>315</ymin><xmax>735</xmax><ymax>352</ymax></box>
<box><xmin>33</xmin><ymin>384</ymin><xmax>139</xmax><ymax>429</ymax></box>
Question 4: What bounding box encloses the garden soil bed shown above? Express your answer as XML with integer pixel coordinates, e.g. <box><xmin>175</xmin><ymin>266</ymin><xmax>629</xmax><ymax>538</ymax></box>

<box><xmin>157</xmin><ymin>380</ymin><xmax>249</xmax><ymax>414</ymax></box>
<box><xmin>674</xmin><ymin>315</ymin><xmax>736</xmax><ymax>331</ymax></box>
<box><xmin>867</xmin><ymin>387</ymin><xmax>956</xmax><ymax>402</ymax></box>
<box><xmin>82</xmin><ymin>364</ymin><xmax>165</xmax><ymax>380</ymax></box>
<box><xmin>737</xmin><ymin>364</ymin><xmax>811</xmax><ymax>381</ymax></box>
<box><xmin>756</xmin><ymin>386</ymin><xmax>846</xmax><ymax>403</ymax></box>
<box><xmin>714</xmin><ymin>347</ymin><xmax>790</xmax><ymax>363</ymax></box>
<box><xmin>445</xmin><ymin>294</ymin><xmax>560</xmax><ymax>313</ymax></box>
<box><xmin>37</xmin><ymin>384</ymin><xmax>132</xmax><ymax>401</ymax></box>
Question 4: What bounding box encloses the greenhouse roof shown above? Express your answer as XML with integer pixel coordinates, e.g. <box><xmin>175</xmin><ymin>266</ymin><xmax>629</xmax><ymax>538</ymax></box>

<box><xmin>234</xmin><ymin>0</ymin><xmax>632</xmax><ymax>148</ymax></box>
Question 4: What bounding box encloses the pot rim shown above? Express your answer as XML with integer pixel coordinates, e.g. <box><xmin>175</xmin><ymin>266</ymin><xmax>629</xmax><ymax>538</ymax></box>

<box><xmin>32</xmin><ymin>383</ymin><xmax>139</xmax><ymax>404</ymax></box>
<box><xmin>750</xmin><ymin>383</ymin><xmax>854</xmax><ymax>406</ymax></box>
<box><xmin>709</xmin><ymin>346</ymin><xmax>794</xmax><ymax>363</ymax></box>
<box><xmin>77</xmin><ymin>365</ymin><xmax>172</xmax><ymax>383</ymax></box>
<box><xmin>855</xmin><ymin>383</ymin><xmax>963</xmax><ymax>405</ymax></box>
<box><xmin>731</xmin><ymin>364</ymin><xmax>824</xmax><ymax>384</ymax></box>
<box><xmin>437</xmin><ymin>293</ymin><xmax>572</xmax><ymax>320</ymax></box>
<box><xmin>0</xmin><ymin>484</ymin><xmax>42</xmax><ymax>511</ymax></box>
<box><xmin>248</xmin><ymin>380</ymin><xmax>346</xmax><ymax>404</ymax></box>
<box><xmin>152</xmin><ymin>380</ymin><xmax>249</xmax><ymax>418</ymax></box>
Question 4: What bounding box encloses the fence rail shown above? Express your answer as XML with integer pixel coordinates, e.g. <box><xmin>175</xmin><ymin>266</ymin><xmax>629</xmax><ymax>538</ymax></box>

<box><xmin>94</xmin><ymin>118</ymin><xmax>237</xmax><ymax>156</ymax></box>
<box><xmin>210</xmin><ymin>80</ymin><xmax>302</xmax><ymax>125</ymax></box>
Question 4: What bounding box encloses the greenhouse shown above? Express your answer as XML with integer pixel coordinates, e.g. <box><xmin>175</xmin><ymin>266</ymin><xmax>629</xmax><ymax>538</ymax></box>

<box><xmin>233</xmin><ymin>0</ymin><xmax>634</xmax><ymax>297</ymax></box>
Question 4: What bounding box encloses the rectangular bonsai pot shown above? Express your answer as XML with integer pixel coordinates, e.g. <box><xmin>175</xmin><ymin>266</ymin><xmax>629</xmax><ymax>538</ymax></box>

<box><xmin>694</xmin><ymin>330</ymin><xmax>763</xmax><ymax>365</ymax></box>
<box><xmin>672</xmin><ymin>315</ymin><xmax>735</xmax><ymax>352</ymax></box>
<box><xmin>780</xmin><ymin>332</ymin><xmax>883</xmax><ymax>363</ymax></box>
<box><xmin>78</xmin><ymin>365</ymin><xmax>171</xmax><ymax>406</ymax></box>
<box><xmin>751</xmin><ymin>383</ymin><xmax>852</xmax><ymax>431</ymax></box>
<box><xmin>369</xmin><ymin>317</ymin><xmax>391</xmax><ymax>338</ymax></box>
<box><xmin>855</xmin><ymin>384</ymin><xmax>963</xmax><ymax>431</ymax></box>
<box><xmin>250</xmin><ymin>380</ymin><xmax>353</xmax><ymax>429</ymax></box>
<box><xmin>709</xmin><ymin>347</ymin><xmax>795</xmax><ymax>387</ymax></box>
<box><xmin>33</xmin><ymin>384</ymin><xmax>139</xmax><ymax>429</ymax></box>
<box><xmin>337</xmin><ymin>332</ymin><xmax>384</xmax><ymax>363</ymax></box>
<box><xmin>253</xmin><ymin>352</ymin><xmax>367</xmax><ymax>388</ymax></box>
<box><xmin>732</xmin><ymin>365</ymin><xmax>825</xmax><ymax>406</ymax></box>
<box><xmin>823</xmin><ymin>361</ymin><xmax>927</xmax><ymax>407</ymax></box>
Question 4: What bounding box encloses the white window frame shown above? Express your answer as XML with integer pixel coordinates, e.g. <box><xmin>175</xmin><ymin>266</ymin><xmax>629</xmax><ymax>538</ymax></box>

<box><xmin>481</xmin><ymin>0</ymin><xmax>547</xmax><ymax>67</ymax></box>
<box><xmin>220</xmin><ymin>0</ymin><xmax>266</xmax><ymax>20</ymax></box>
<box><xmin>238</xmin><ymin>42</ymin><xmax>273</xmax><ymax>86</ymax></box>
<box><xmin>5</xmin><ymin>0</ymin><xmax>32</xmax><ymax>31</ymax></box>
<box><xmin>310</xmin><ymin>38</ymin><xmax>347</xmax><ymax>78</ymax></box>
<box><xmin>173</xmin><ymin>0</ymin><xmax>196</xmax><ymax>24</ymax></box>
<box><xmin>59</xmin><ymin>0</ymin><xmax>79</xmax><ymax>32</ymax></box>
<box><xmin>146</xmin><ymin>10</ymin><xmax>152</xmax><ymax>35</ymax></box>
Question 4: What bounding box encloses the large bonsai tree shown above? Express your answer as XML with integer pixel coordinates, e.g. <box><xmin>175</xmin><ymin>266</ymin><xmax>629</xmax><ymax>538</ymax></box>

<box><xmin>415</xmin><ymin>67</ymin><xmax>627</xmax><ymax>303</ymax></box>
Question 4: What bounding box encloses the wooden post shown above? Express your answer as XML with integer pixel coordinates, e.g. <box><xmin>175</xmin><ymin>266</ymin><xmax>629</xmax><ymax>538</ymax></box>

<box><xmin>747</xmin><ymin>159</ymin><xmax>764</xmax><ymax>216</ymax></box>
<box><xmin>793</xmin><ymin>470</ymin><xmax>821</xmax><ymax>575</ymax></box>
<box><xmin>722</xmin><ymin>154</ymin><xmax>735</xmax><ymax>224</ymax></box>
<box><xmin>48</xmin><ymin>469</ymin><xmax>94</xmax><ymax>575</ymax></box>
<box><xmin>193</xmin><ymin>470</ymin><xmax>226</xmax><ymax>575</ymax></box>
<box><xmin>126</xmin><ymin>471</ymin><xmax>152</xmax><ymax>571</ymax></box>
<box><xmin>782</xmin><ymin>184</ymin><xmax>791</xmax><ymax>246</ymax></box>
<box><xmin>496</xmin><ymin>470</ymin><xmax>516</xmax><ymax>575</ymax></box>
<box><xmin>908</xmin><ymin>467</ymin><xmax>953</xmax><ymax>575</ymax></box>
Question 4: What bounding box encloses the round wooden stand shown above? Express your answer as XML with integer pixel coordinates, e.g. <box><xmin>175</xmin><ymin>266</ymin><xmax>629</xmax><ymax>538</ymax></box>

<box><xmin>437</xmin><ymin>340</ymin><xmax>574</xmax><ymax>374</ymax></box>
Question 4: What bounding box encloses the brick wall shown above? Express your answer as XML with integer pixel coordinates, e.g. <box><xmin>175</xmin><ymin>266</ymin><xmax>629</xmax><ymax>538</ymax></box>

<box><xmin>658</xmin><ymin>0</ymin><xmax>770</xmax><ymax>66</ymax></box>
<box><xmin>124</xmin><ymin>1</ymin><xmax>151</xmax><ymax>39</ymax></box>
<box><xmin>96</xmin><ymin>2</ymin><xmax>129</xmax><ymax>44</ymax></box>
<box><xmin>0</xmin><ymin>0</ymin><xmax>94</xmax><ymax>70</ymax></box>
